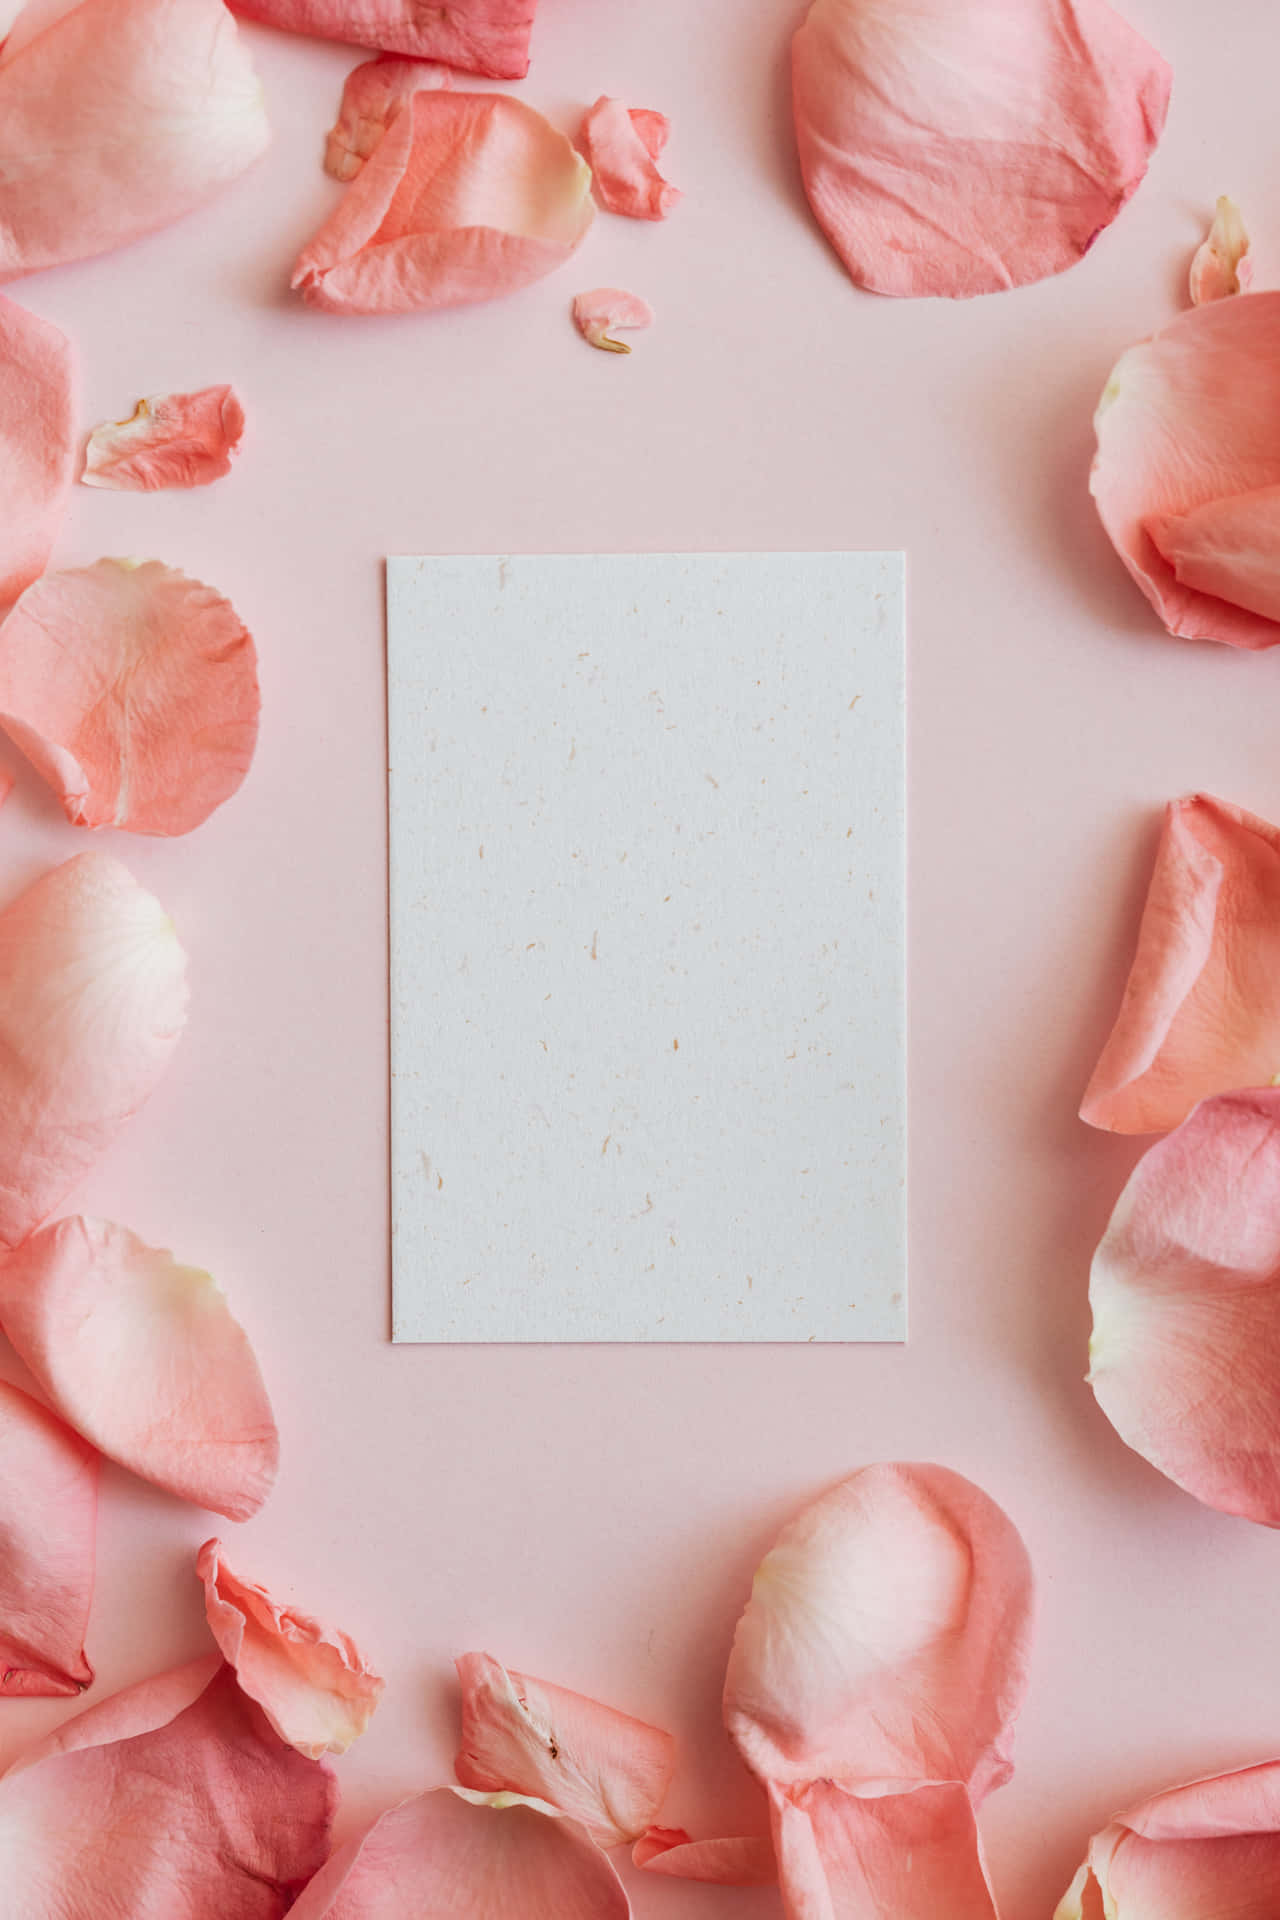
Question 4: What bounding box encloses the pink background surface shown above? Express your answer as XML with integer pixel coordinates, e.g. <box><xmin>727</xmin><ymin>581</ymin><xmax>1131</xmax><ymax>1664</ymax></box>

<box><xmin>2</xmin><ymin>0</ymin><xmax>1279</xmax><ymax>1912</ymax></box>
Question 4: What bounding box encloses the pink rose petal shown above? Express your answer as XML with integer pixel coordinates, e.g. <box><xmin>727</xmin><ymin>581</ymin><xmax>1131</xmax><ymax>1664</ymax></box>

<box><xmin>0</xmin><ymin>1380</ymin><xmax>96</xmax><ymax>1697</ymax></box>
<box><xmin>792</xmin><ymin>0</ymin><xmax>1170</xmax><ymax>299</ymax></box>
<box><xmin>0</xmin><ymin>295</ymin><xmax>74</xmax><ymax>607</ymax></box>
<box><xmin>1082</xmin><ymin>795</ymin><xmax>1280</xmax><ymax>1135</ymax></box>
<box><xmin>571</xmin><ymin>287</ymin><xmax>653</xmax><ymax>354</ymax></box>
<box><xmin>0</xmin><ymin>1217</ymin><xmax>278</xmax><ymax>1521</ymax></box>
<box><xmin>289</xmin><ymin>1786</ymin><xmax>632</xmax><ymax>1918</ymax></box>
<box><xmin>1147</xmin><ymin>486</ymin><xmax>1280</xmax><ymax>627</ymax></box>
<box><xmin>0</xmin><ymin>1658</ymin><xmax>335</xmax><ymax>1915</ymax></box>
<box><xmin>199</xmin><ymin>1538</ymin><xmax>384</xmax><ymax>1757</ymax></box>
<box><xmin>324</xmin><ymin>56</ymin><xmax>451</xmax><ymax>182</ymax></box>
<box><xmin>0</xmin><ymin>557</ymin><xmax>260</xmax><ymax>835</ymax></box>
<box><xmin>81</xmin><ymin>385</ymin><xmax>245</xmax><ymax>491</ymax></box>
<box><xmin>0</xmin><ymin>0</ymin><xmax>270</xmax><ymax>283</ymax></box>
<box><xmin>776</xmin><ymin>1779</ymin><xmax>1001</xmax><ymax>1920</ymax></box>
<box><xmin>1190</xmin><ymin>197</ymin><xmax>1254</xmax><ymax>307</ymax></box>
<box><xmin>634</xmin><ymin>1827</ymin><xmax>775</xmax><ymax>1885</ymax></box>
<box><xmin>580</xmin><ymin>98</ymin><xmax>679</xmax><ymax>220</ymax></box>
<box><xmin>233</xmin><ymin>0</ymin><xmax>533</xmax><ymax>76</ymax></box>
<box><xmin>294</xmin><ymin>91</ymin><xmax>593</xmax><ymax>315</ymax></box>
<box><xmin>0</xmin><ymin>853</ymin><xmax>188</xmax><ymax>1249</ymax></box>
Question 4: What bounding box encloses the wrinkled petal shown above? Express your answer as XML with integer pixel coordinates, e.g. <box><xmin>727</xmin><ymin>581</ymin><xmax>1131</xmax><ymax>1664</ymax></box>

<box><xmin>290</xmin><ymin>1786</ymin><xmax>632</xmax><ymax>1918</ymax></box>
<box><xmin>294</xmin><ymin>91</ymin><xmax>593</xmax><ymax>315</ymax></box>
<box><xmin>1091</xmin><ymin>291</ymin><xmax>1280</xmax><ymax>647</ymax></box>
<box><xmin>0</xmin><ymin>0</ymin><xmax>270</xmax><ymax>283</ymax></box>
<box><xmin>0</xmin><ymin>853</ymin><xmax>188</xmax><ymax>1248</ymax></box>
<box><xmin>571</xmin><ymin>286</ymin><xmax>652</xmax><ymax>354</ymax></box>
<box><xmin>324</xmin><ymin>56</ymin><xmax>451</xmax><ymax>180</ymax></box>
<box><xmin>455</xmin><ymin>1651</ymin><xmax>674</xmax><ymax>1848</ymax></box>
<box><xmin>1082</xmin><ymin>795</ymin><xmax>1280</xmax><ymax>1134</ymax></box>
<box><xmin>0</xmin><ymin>1381</ymin><xmax>96</xmax><ymax>1697</ymax></box>
<box><xmin>792</xmin><ymin>0</ymin><xmax>1170</xmax><ymax>299</ymax></box>
<box><xmin>233</xmin><ymin>0</ymin><xmax>533</xmax><ymax>76</ymax></box>
<box><xmin>0</xmin><ymin>1217</ymin><xmax>278</xmax><ymax>1521</ymax></box>
<box><xmin>0</xmin><ymin>295</ymin><xmax>74</xmax><ymax>606</ymax></box>
<box><xmin>775</xmin><ymin>1779</ymin><xmax>1000</xmax><ymax>1920</ymax></box>
<box><xmin>199</xmin><ymin>1538</ymin><xmax>383</xmax><ymax>1757</ymax></box>
<box><xmin>580</xmin><ymin>98</ymin><xmax>679</xmax><ymax>220</ymax></box>
<box><xmin>0</xmin><ymin>1658</ymin><xmax>335</xmax><ymax>1916</ymax></box>
<box><xmin>634</xmin><ymin>1827</ymin><xmax>775</xmax><ymax>1885</ymax></box>
<box><xmin>0</xmin><ymin>557</ymin><xmax>260</xmax><ymax>835</ymax></box>
<box><xmin>81</xmin><ymin>385</ymin><xmax>245</xmax><ymax>491</ymax></box>
<box><xmin>1190</xmin><ymin>196</ymin><xmax>1253</xmax><ymax>306</ymax></box>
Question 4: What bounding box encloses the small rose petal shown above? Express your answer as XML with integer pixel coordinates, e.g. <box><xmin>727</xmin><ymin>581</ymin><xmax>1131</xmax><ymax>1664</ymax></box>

<box><xmin>0</xmin><ymin>853</ymin><xmax>188</xmax><ymax>1249</ymax></box>
<box><xmin>571</xmin><ymin>287</ymin><xmax>653</xmax><ymax>354</ymax></box>
<box><xmin>289</xmin><ymin>1786</ymin><xmax>631</xmax><ymax>1918</ymax></box>
<box><xmin>792</xmin><ymin>0</ymin><xmax>1170</xmax><ymax>298</ymax></box>
<box><xmin>0</xmin><ymin>1218</ymin><xmax>278</xmax><ymax>1521</ymax></box>
<box><xmin>233</xmin><ymin>0</ymin><xmax>533</xmax><ymax>76</ymax></box>
<box><xmin>0</xmin><ymin>296</ymin><xmax>75</xmax><ymax>607</ymax></box>
<box><xmin>580</xmin><ymin>98</ymin><xmax>679</xmax><ymax>220</ymax></box>
<box><xmin>81</xmin><ymin>386</ymin><xmax>245</xmax><ymax>492</ymax></box>
<box><xmin>634</xmin><ymin>1827</ymin><xmax>775</xmax><ymax>1885</ymax></box>
<box><xmin>776</xmin><ymin>1779</ymin><xmax>1000</xmax><ymax>1920</ymax></box>
<box><xmin>199</xmin><ymin>1539</ymin><xmax>384</xmax><ymax>1757</ymax></box>
<box><xmin>1082</xmin><ymin>795</ymin><xmax>1280</xmax><ymax>1135</ymax></box>
<box><xmin>0</xmin><ymin>1381</ymin><xmax>96</xmax><ymax>1697</ymax></box>
<box><xmin>293</xmin><ymin>91</ymin><xmax>594</xmax><ymax>315</ymax></box>
<box><xmin>324</xmin><ymin>56</ymin><xmax>451</xmax><ymax>181</ymax></box>
<box><xmin>1147</xmin><ymin>486</ymin><xmax>1280</xmax><ymax>627</ymax></box>
<box><xmin>0</xmin><ymin>558</ymin><xmax>260</xmax><ymax>835</ymax></box>
<box><xmin>1191</xmin><ymin>197</ymin><xmax>1254</xmax><ymax>306</ymax></box>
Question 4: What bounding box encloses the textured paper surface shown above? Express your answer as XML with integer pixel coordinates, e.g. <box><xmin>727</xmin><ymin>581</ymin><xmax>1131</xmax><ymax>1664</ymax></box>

<box><xmin>388</xmin><ymin>553</ymin><xmax>905</xmax><ymax>1342</ymax></box>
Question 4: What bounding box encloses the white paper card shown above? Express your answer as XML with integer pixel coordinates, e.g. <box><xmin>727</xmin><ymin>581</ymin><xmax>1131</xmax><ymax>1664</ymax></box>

<box><xmin>388</xmin><ymin>553</ymin><xmax>905</xmax><ymax>1342</ymax></box>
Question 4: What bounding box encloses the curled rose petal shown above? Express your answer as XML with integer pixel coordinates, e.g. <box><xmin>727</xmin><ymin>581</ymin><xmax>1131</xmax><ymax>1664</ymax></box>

<box><xmin>0</xmin><ymin>853</ymin><xmax>188</xmax><ymax>1249</ymax></box>
<box><xmin>0</xmin><ymin>1381</ymin><xmax>96</xmax><ymax>1697</ymax></box>
<box><xmin>1091</xmin><ymin>291</ymin><xmax>1280</xmax><ymax>647</ymax></box>
<box><xmin>580</xmin><ymin>98</ymin><xmax>679</xmax><ymax>220</ymax></box>
<box><xmin>1082</xmin><ymin>795</ymin><xmax>1280</xmax><ymax>1135</ymax></box>
<box><xmin>571</xmin><ymin>287</ymin><xmax>653</xmax><ymax>354</ymax></box>
<box><xmin>0</xmin><ymin>558</ymin><xmax>260</xmax><ymax>835</ymax></box>
<box><xmin>0</xmin><ymin>1658</ymin><xmax>335</xmax><ymax>1915</ymax></box>
<box><xmin>792</xmin><ymin>0</ymin><xmax>1170</xmax><ymax>298</ymax></box>
<box><xmin>0</xmin><ymin>296</ymin><xmax>75</xmax><ymax>607</ymax></box>
<box><xmin>324</xmin><ymin>56</ymin><xmax>451</xmax><ymax>181</ymax></box>
<box><xmin>233</xmin><ymin>0</ymin><xmax>533</xmax><ymax>76</ymax></box>
<box><xmin>0</xmin><ymin>1217</ymin><xmax>278</xmax><ymax>1521</ymax></box>
<box><xmin>289</xmin><ymin>1786</ymin><xmax>632</xmax><ymax>1918</ymax></box>
<box><xmin>0</xmin><ymin>0</ymin><xmax>270</xmax><ymax>283</ymax></box>
<box><xmin>294</xmin><ymin>92</ymin><xmax>593</xmax><ymax>315</ymax></box>
<box><xmin>776</xmin><ymin>1779</ymin><xmax>1000</xmax><ymax>1920</ymax></box>
<box><xmin>81</xmin><ymin>386</ymin><xmax>245</xmax><ymax>491</ymax></box>
<box><xmin>634</xmin><ymin>1827</ymin><xmax>775</xmax><ymax>1885</ymax></box>
<box><xmin>199</xmin><ymin>1539</ymin><xmax>384</xmax><ymax>1757</ymax></box>
<box><xmin>1190</xmin><ymin>197</ymin><xmax>1254</xmax><ymax>307</ymax></box>
<box><xmin>455</xmin><ymin>1651</ymin><xmax>674</xmax><ymax>1848</ymax></box>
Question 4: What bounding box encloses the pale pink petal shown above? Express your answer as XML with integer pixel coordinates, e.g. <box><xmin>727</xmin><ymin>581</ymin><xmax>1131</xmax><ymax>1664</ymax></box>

<box><xmin>634</xmin><ymin>1827</ymin><xmax>775</xmax><ymax>1884</ymax></box>
<box><xmin>233</xmin><ymin>0</ymin><xmax>533</xmax><ymax>76</ymax></box>
<box><xmin>1081</xmin><ymin>796</ymin><xmax>1280</xmax><ymax>1134</ymax></box>
<box><xmin>198</xmin><ymin>1538</ymin><xmax>383</xmax><ymax>1757</ymax></box>
<box><xmin>0</xmin><ymin>558</ymin><xmax>260</xmax><ymax>835</ymax></box>
<box><xmin>1190</xmin><ymin>197</ymin><xmax>1254</xmax><ymax>306</ymax></box>
<box><xmin>294</xmin><ymin>92</ymin><xmax>593</xmax><ymax>315</ymax></box>
<box><xmin>775</xmin><ymin>1779</ymin><xmax>1000</xmax><ymax>1920</ymax></box>
<box><xmin>289</xmin><ymin>1786</ymin><xmax>632</xmax><ymax>1918</ymax></box>
<box><xmin>324</xmin><ymin>56</ymin><xmax>451</xmax><ymax>181</ymax></box>
<box><xmin>0</xmin><ymin>1217</ymin><xmax>278</xmax><ymax>1521</ymax></box>
<box><xmin>571</xmin><ymin>287</ymin><xmax>653</xmax><ymax>354</ymax></box>
<box><xmin>0</xmin><ymin>1659</ymin><xmax>335</xmax><ymax>1915</ymax></box>
<box><xmin>0</xmin><ymin>853</ymin><xmax>188</xmax><ymax>1248</ymax></box>
<box><xmin>0</xmin><ymin>0</ymin><xmax>270</xmax><ymax>283</ymax></box>
<box><xmin>455</xmin><ymin>1651</ymin><xmax>674</xmax><ymax>1848</ymax></box>
<box><xmin>81</xmin><ymin>385</ymin><xmax>245</xmax><ymax>492</ymax></box>
<box><xmin>792</xmin><ymin>0</ymin><xmax>1170</xmax><ymax>298</ymax></box>
<box><xmin>1091</xmin><ymin>291</ymin><xmax>1280</xmax><ymax>647</ymax></box>
<box><xmin>0</xmin><ymin>296</ymin><xmax>74</xmax><ymax>606</ymax></box>
<box><xmin>580</xmin><ymin>98</ymin><xmax>679</xmax><ymax>220</ymax></box>
<box><xmin>0</xmin><ymin>1381</ymin><xmax>96</xmax><ymax>1697</ymax></box>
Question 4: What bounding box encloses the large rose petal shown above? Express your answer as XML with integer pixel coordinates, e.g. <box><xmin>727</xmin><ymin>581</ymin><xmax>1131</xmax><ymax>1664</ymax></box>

<box><xmin>0</xmin><ymin>1381</ymin><xmax>96</xmax><ymax>1697</ymax></box>
<box><xmin>0</xmin><ymin>295</ymin><xmax>74</xmax><ymax>606</ymax></box>
<box><xmin>199</xmin><ymin>1538</ymin><xmax>384</xmax><ymax>1757</ymax></box>
<box><xmin>233</xmin><ymin>0</ymin><xmax>533</xmax><ymax>76</ymax></box>
<box><xmin>791</xmin><ymin>0</ymin><xmax>1169</xmax><ymax>299</ymax></box>
<box><xmin>0</xmin><ymin>0</ymin><xmax>269</xmax><ymax>283</ymax></box>
<box><xmin>580</xmin><ymin>98</ymin><xmax>679</xmax><ymax>221</ymax></box>
<box><xmin>634</xmin><ymin>1827</ymin><xmax>775</xmax><ymax>1885</ymax></box>
<box><xmin>0</xmin><ymin>853</ymin><xmax>188</xmax><ymax>1248</ymax></box>
<box><xmin>81</xmin><ymin>386</ymin><xmax>245</xmax><ymax>491</ymax></box>
<box><xmin>293</xmin><ymin>91</ymin><xmax>593</xmax><ymax>316</ymax></box>
<box><xmin>324</xmin><ymin>56</ymin><xmax>451</xmax><ymax>182</ymax></box>
<box><xmin>0</xmin><ymin>1217</ymin><xmax>278</xmax><ymax>1521</ymax></box>
<box><xmin>571</xmin><ymin>287</ymin><xmax>653</xmax><ymax>354</ymax></box>
<box><xmin>1081</xmin><ymin>796</ymin><xmax>1280</xmax><ymax>1135</ymax></box>
<box><xmin>1190</xmin><ymin>197</ymin><xmax>1254</xmax><ymax>307</ymax></box>
<box><xmin>775</xmin><ymin>1780</ymin><xmax>1000</xmax><ymax>1920</ymax></box>
<box><xmin>0</xmin><ymin>558</ymin><xmax>260</xmax><ymax>835</ymax></box>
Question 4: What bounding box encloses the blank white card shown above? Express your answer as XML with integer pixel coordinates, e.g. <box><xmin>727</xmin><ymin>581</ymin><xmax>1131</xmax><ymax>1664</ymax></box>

<box><xmin>388</xmin><ymin>553</ymin><xmax>905</xmax><ymax>1342</ymax></box>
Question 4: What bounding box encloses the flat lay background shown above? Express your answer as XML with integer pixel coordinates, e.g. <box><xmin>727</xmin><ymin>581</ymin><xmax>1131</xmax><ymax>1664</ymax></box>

<box><xmin>0</xmin><ymin>0</ymin><xmax>1277</xmax><ymax>1911</ymax></box>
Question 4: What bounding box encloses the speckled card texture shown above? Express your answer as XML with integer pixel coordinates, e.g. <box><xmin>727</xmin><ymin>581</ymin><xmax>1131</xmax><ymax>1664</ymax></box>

<box><xmin>388</xmin><ymin>553</ymin><xmax>905</xmax><ymax>1342</ymax></box>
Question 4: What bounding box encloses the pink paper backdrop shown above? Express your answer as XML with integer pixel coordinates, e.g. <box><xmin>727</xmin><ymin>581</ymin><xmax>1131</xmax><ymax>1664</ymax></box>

<box><xmin>2</xmin><ymin>1</ymin><xmax>1278</xmax><ymax>1912</ymax></box>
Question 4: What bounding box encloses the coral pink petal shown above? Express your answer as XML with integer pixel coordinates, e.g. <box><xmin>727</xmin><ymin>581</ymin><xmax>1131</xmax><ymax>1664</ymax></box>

<box><xmin>571</xmin><ymin>287</ymin><xmax>653</xmax><ymax>353</ymax></box>
<box><xmin>455</xmin><ymin>1651</ymin><xmax>674</xmax><ymax>1848</ymax></box>
<box><xmin>0</xmin><ymin>0</ymin><xmax>269</xmax><ymax>282</ymax></box>
<box><xmin>1082</xmin><ymin>795</ymin><xmax>1280</xmax><ymax>1134</ymax></box>
<box><xmin>1091</xmin><ymin>291</ymin><xmax>1280</xmax><ymax>647</ymax></box>
<box><xmin>0</xmin><ymin>1381</ymin><xmax>96</xmax><ymax>1697</ymax></box>
<box><xmin>0</xmin><ymin>558</ymin><xmax>259</xmax><ymax>835</ymax></box>
<box><xmin>232</xmin><ymin>0</ymin><xmax>533</xmax><ymax>75</ymax></box>
<box><xmin>0</xmin><ymin>1217</ymin><xmax>278</xmax><ymax>1521</ymax></box>
<box><xmin>324</xmin><ymin>56</ymin><xmax>451</xmax><ymax>181</ymax></box>
<box><xmin>1190</xmin><ymin>197</ymin><xmax>1254</xmax><ymax>306</ymax></box>
<box><xmin>0</xmin><ymin>1660</ymin><xmax>335</xmax><ymax>1915</ymax></box>
<box><xmin>581</xmin><ymin>98</ymin><xmax>680</xmax><ymax>220</ymax></box>
<box><xmin>0</xmin><ymin>296</ymin><xmax>74</xmax><ymax>606</ymax></box>
<box><xmin>1088</xmin><ymin>1087</ymin><xmax>1280</xmax><ymax>1526</ymax></box>
<box><xmin>633</xmin><ymin>1827</ymin><xmax>775</xmax><ymax>1884</ymax></box>
<box><xmin>81</xmin><ymin>386</ymin><xmax>245</xmax><ymax>491</ymax></box>
<box><xmin>199</xmin><ymin>1539</ymin><xmax>383</xmax><ymax>1756</ymax></box>
<box><xmin>792</xmin><ymin>0</ymin><xmax>1170</xmax><ymax>298</ymax></box>
<box><xmin>289</xmin><ymin>1786</ymin><xmax>632</xmax><ymax>1918</ymax></box>
<box><xmin>1147</xmin><ymin>485</ymin><xmax>1280</xmax><ymax>626</ymax></box>
<box><xmin>775</xmin><ymin>1779</ymin><xmax>1000</xmax><ymax>1920</ymax></box>
<box><xmin>0</xmin><ymin>853</ymin><xmax>188</xmax><ymax>1248</ymax></box>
